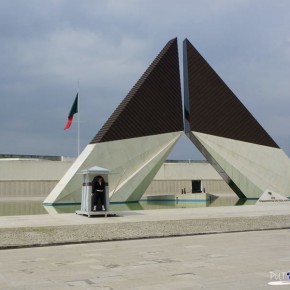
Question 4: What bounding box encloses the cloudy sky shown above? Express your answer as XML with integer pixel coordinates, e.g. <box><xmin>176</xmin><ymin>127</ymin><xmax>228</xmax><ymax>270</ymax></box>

<box><xmin>0</xmin><ymin>0</ymin><xmax>290</xmax><ymax>160</ymax></box>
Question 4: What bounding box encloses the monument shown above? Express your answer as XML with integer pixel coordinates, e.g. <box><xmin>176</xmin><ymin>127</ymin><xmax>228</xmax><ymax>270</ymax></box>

<box><xmin>43</xmin><ymin>38</ymin><xmax>290</xmax><ymax>205</ymax></box>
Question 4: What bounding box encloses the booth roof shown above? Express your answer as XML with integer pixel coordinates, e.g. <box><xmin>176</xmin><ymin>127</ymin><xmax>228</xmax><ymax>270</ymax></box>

<box><xmin>80</xmin><ymin>166</ymin><xmax>110</xmax><ymax>174</ymax></box>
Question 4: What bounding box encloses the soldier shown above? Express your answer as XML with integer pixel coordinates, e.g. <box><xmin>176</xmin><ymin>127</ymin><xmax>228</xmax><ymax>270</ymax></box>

<box><xmin>91</xmin><ymin>176</ymin><xmax>106</xmax><ymax>211</ymax></box>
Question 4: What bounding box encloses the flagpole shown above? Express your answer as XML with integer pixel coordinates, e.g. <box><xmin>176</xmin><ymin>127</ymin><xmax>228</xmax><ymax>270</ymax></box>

<box><xmin>77</xmin><ymin>80</ymin><xmax>80</xmax><ymax>156</ymax></box>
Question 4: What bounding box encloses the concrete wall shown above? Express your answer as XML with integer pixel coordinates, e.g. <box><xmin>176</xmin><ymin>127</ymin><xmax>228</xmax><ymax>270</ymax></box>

<box><xmin>144</xmin><ymin>179</ymin><xmax>233</xmax><ymax>195</ymax></box>
<box><xmin>0</xmin><ymin>159</ymin><xmax>234</xmax><ymax>198</ymax></box>
<box><xmin>0</xmin><ymin>159</ymin><xmax>73</xmax><ymax>181</ymax></box>
<box><xmin>0</xmin><ymin>159</ymin><xmax>73</xmax><ymax>198</ymax></box>
<box><xmin>143</xmin><ymin>162</ymin><xmax>234</xmax><ymax>196</ymax></box>
<box><xmin>0</xmin><ymin>181</ymin><xmax>58</xmax><ymax>198</ymax></box>
<box><xmin>154</xmin><ymin>161</ymin><xmax>221</xmax><ymax>180</ymax></box>
<box><xmin>145</xmin><ymin>180</ymin><xmax>192</xmax><ymax>195</ymax></box>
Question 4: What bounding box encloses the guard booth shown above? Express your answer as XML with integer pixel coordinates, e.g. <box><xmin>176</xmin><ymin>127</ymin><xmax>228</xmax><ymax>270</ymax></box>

<box><xmin>76</xmin><ymin>166</ymin><xmax>111</xmax><ymax>217</ymax></box>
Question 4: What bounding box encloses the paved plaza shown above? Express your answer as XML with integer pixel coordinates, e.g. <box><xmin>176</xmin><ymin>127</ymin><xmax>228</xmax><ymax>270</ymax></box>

<box><xmin>0</xmin><ymin>229</ymin><xmax>289</xmax><ymax>289</ymax></box>
<box><xmin>0</xmin><ymin>203</ymin><xmax>290</xmax><ymax>289</ymax></box>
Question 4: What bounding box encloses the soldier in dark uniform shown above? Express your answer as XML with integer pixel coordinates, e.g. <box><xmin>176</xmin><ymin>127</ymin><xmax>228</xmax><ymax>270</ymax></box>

<box><xmin>91</xmin><ymin>175</ymin><xmax>106</xmax><ymax>211</ymax></box>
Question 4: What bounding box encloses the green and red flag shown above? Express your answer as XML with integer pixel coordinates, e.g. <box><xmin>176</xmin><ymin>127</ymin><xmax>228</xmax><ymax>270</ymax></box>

<box><xmin>64</xmin><ymin>93</ymin><xmax>78</xmax><ymax>130</ymax></box>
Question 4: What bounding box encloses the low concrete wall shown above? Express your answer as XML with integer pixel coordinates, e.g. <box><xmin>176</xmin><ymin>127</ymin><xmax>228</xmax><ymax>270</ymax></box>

<box><xmin>0</xmin><ymin>159</ymin><xmax>73</xmax><ymax>181</ymax></box>
<box><xmin>0</xmin><ymin>181</ymin><xmax>58</xmax><ymax>198</ymax></box>
<box><xmin>154</xmin><ymin>162</ymin><xmax>221</xmax><ymax>180</ymax></box>
<box><xmin>144</xmin><ymin>180</ymin><xmax>192</xmax><ymax>195</ymax></box>
<box><xmin>144</xmin><ymin>179</ymin><xmax>234</xmax><ymax>196</ymax></box>
<box><xmin>0</xmin><ymin>159</ymin><xmax>235</xmax><ymax>198</ymax></box>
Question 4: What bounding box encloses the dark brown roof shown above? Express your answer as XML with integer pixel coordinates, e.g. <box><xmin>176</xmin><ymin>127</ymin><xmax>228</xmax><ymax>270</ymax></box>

<box><xmin>90</xmin><ymin>38</ymin><xmax>183</xmax><ymax>144</ymax></box>
<box><xmin>183</xmin><ymin>38</ymin><xmax>279</xmax><ymax>148</ymax></box>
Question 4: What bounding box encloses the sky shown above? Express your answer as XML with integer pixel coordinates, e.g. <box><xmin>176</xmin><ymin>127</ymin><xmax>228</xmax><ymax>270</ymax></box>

<box><xmin>0</xmin><ymin>0</ymin><xmax>290</xmax><ymax>160</ymax></box>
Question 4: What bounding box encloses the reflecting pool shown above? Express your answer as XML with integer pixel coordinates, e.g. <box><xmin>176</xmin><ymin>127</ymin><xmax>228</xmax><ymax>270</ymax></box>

<box><xmin>0</xmin><ymin>196</ymin><xmax>257</xmax><ymax>217</ymax></box>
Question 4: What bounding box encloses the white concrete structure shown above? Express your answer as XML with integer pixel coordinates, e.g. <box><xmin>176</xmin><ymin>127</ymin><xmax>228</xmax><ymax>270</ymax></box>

<box><xmin>183</xmin><ymin>38</ymin><xmax>290</xmax><ymax>199</ymax></box>
<box><xmin>256</xmin><ymin>189</ymin><xmax>290</xmax><ymax>204</ymax></box>
<box><xmin>44</xmin><ymin>38</ymin><xmax>185</xmax><ymax>205</ymax></box>
<box><xmin>43</xmin><ymin>132</ymin><xmax>182</xmax><ymax>204</ymax></box>
<box><xmin>187</xmin><ymin>132</ymin><xmax>290</xmax><ymax>199</ymax></box>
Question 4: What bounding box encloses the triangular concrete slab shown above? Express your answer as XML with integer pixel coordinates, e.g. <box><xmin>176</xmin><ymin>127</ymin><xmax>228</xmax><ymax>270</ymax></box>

<box><xmin>256</xmin><ymin>189</ymin><xmax>290</xmax><ymax>204</ymax></box>
<box><xmin>183</xmin><ymin>38</ymin><xmax>290</xmax><ymax>199</ymax></box>
<box><xmin>44</xmin><ymin>38</ymin><xmax>183</xmax><ymax>205</ymax></box>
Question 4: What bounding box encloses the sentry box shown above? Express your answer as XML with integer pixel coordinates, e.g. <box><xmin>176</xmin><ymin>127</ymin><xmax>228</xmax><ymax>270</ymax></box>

<box><xmin>76</xmin><ymin>166</ymin><xmax>111</xmax><ymax>217</ymax></box>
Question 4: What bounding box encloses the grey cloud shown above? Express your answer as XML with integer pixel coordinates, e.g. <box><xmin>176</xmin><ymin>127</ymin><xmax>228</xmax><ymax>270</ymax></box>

<box><xmin>0</xmin><ymin>0</ymin><xmax>290</xmax><ymax>158</ymax></box>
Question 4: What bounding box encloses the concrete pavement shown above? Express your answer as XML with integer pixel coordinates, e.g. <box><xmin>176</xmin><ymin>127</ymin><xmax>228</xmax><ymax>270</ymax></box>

<box><xmin>0</xmin><ymin>203</ymin><xmax>290</xmax><ymax>249</ymax></box>
<box><xmin>0</xmin><ymin>229</ymin><xmax>289</xmax><ymax>289</ymax></box>
<box><xmin>1</xmin><ymin>202</ymin><xmax>290</xmax><ymax>228</ymax></box>
<box><xmin>0</xmin><ymin>203</ymin><xmax>290</xmax><ymax>289</ymax></box>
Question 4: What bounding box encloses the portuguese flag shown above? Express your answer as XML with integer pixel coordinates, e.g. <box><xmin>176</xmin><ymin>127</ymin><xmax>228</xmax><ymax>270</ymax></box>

<box><xmin>64</xmin><ymin>93</ymin><xmax>78</xmax><ymax>130</ymax></box>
